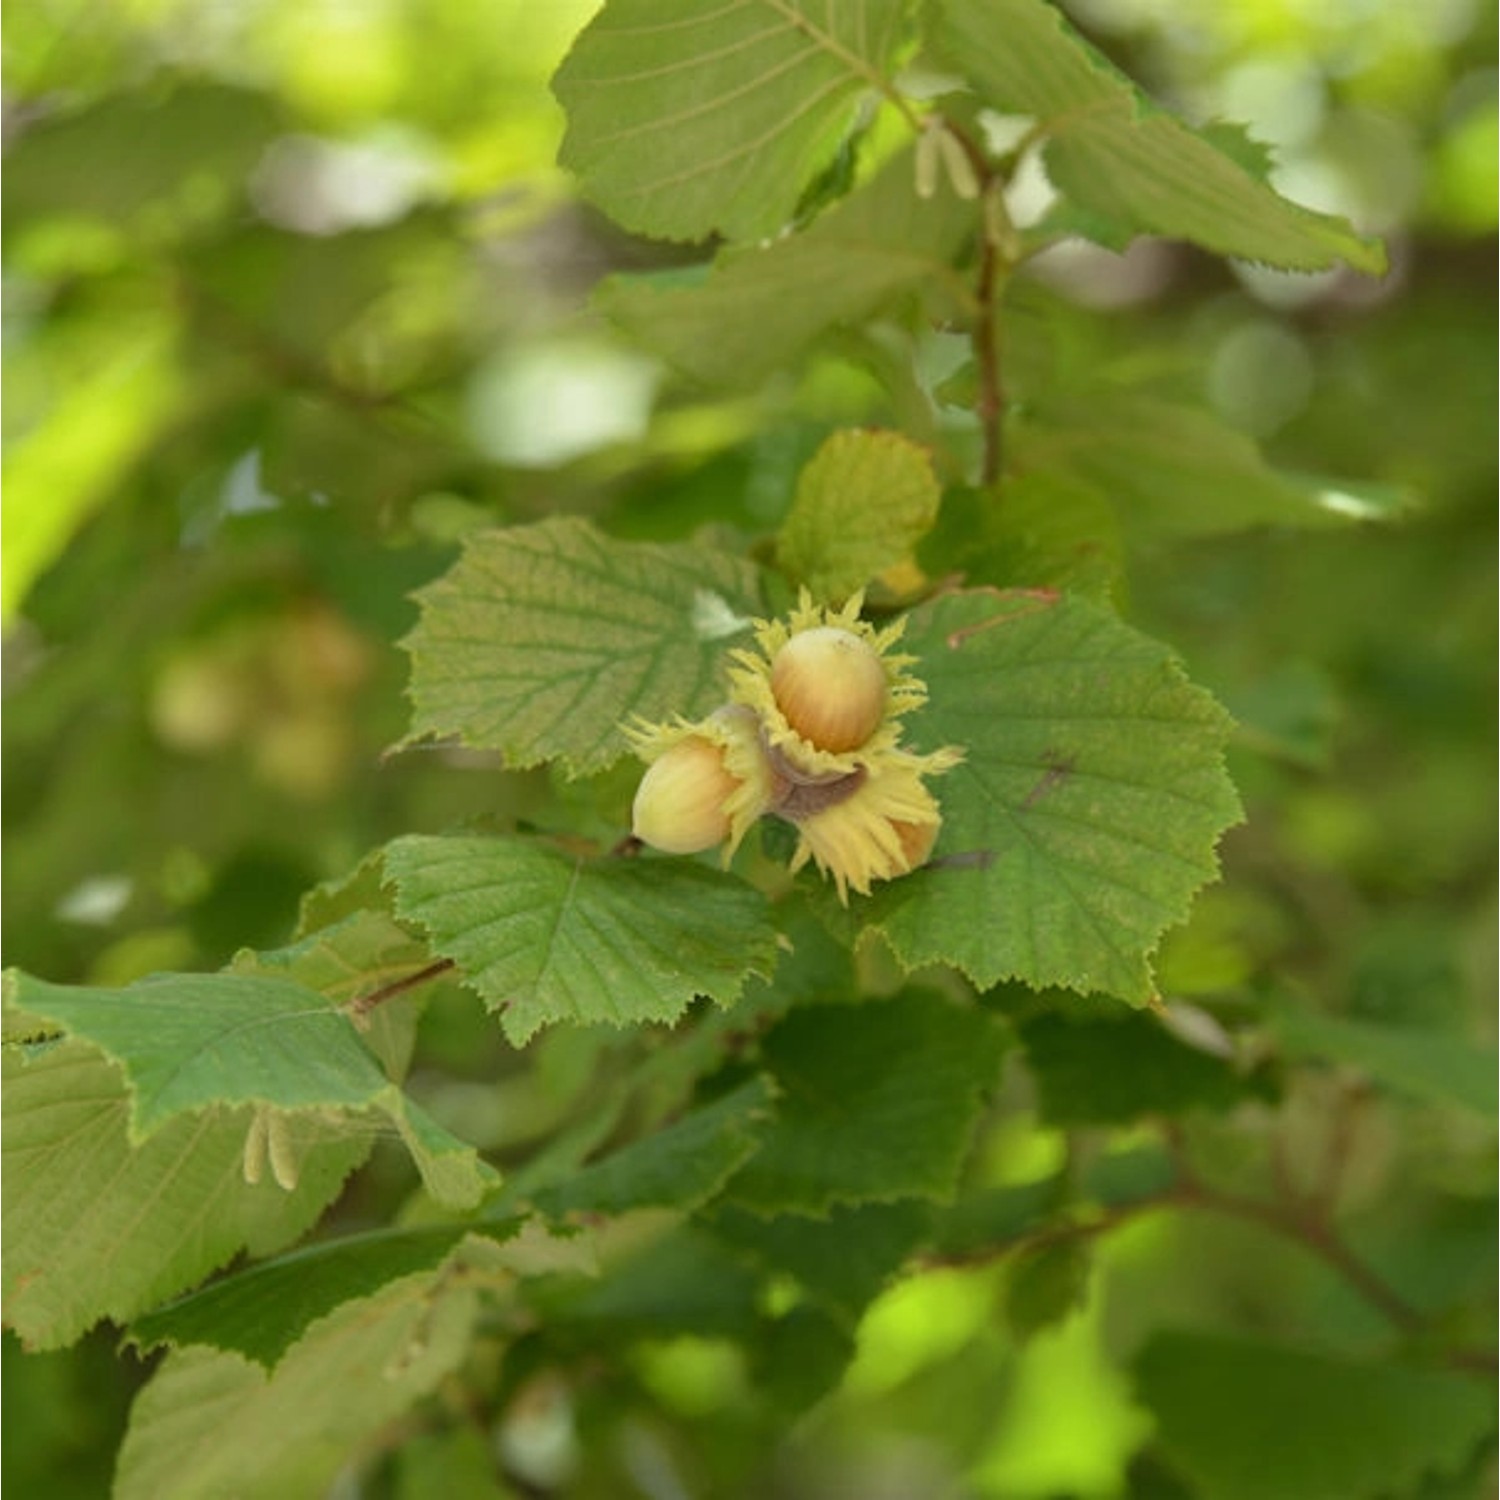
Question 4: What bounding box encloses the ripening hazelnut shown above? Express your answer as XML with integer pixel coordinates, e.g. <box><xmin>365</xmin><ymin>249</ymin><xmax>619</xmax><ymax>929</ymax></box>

<box><xmin>770</xmin><ymin>626</ymin><xmax>887</xmax><ymax>753</ymax></box>
<box><xmin>630</xmin><ymin>734</ymin><xmax>741</xmax><ymax>854</ymax></box>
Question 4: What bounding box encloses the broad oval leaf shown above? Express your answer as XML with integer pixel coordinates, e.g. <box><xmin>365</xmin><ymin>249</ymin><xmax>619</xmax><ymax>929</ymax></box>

<box><xmin>933</xmin><ymin>0</ymin><xmax>1385</xmax><ymax>274</ymax></box>
<box><xmin>385</xmin><ymin>833</ymin><xmax>779</xmax><ymax>1044</ymax></box>
<box><xmin>401</xmin><ymin>517</ymin><xmax>765</xmax><ymax>774</ymax></box>
<box><xmin>860</xmin><ymin>589</ymin><xmax>1242</xmax><ymax>1003</ymax></box>
<box><xmin>2</xmin><ymin>1037</ymin><xmax>368</xmax><ymax>1350</ymax></box>
<box><xmin>598</xmin><ymin>144</ymin><xmax>975</xmax><ymax>389</ymax></box>
<box><xmin>554</xmin><ymin>0</ymin><xmax>909</xmax><ymax>242</ymax></box>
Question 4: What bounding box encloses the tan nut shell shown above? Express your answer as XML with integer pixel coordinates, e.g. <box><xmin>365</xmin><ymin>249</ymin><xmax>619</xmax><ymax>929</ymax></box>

<box><xmin>631</xmin><ymin>735</ymin><xmax>738</xmax><ymax>854</ymax></box>
<box><xmin>770</xmin><ymin>626</ymin><xmax>887</xmax><ymax>754</ymax></box>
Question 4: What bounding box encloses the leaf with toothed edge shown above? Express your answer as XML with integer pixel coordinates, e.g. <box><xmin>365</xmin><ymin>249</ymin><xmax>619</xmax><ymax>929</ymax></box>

<box><xmin>857</xmin><ymin>589</ymin><xmax>1241</xmax><ymax>1004</ymax></box>
<box><xmin>930</xmin><ymin>0</ymin><xmax>1385</xmax><ymax>274</ymax></box>
<box><xmin>400</xmin><ymin>517</ymin><xmax>765</xmax><ymax>776</ymax></box>
<box><xmin>553</xmin><ymin>0</ymin><xmax>911</xmax><ymax>243</ymax></box>
<box><xmin>384</xmin><ymin>834</ymin><xmax>779</xmax><ymax>1044</ymax></box>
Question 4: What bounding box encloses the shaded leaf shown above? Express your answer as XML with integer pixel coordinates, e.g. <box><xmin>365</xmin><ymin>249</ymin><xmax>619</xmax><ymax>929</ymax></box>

<box><xmin>1020</xmin><ymin>1010</ymin><xmax>1270</xmax><ymax>1126</ymax></box>
<box><xmin>726</xmin><ymin>991</ymin><xmax>1004</xmax><ymax>1215</ymax></box>
<box><xmin>529</xmin><ymin>1225</ymin><xmax>762</xmax><ymax>1343</ymax></box>
<box><xmin>933</xmin><ymin>0</ymin><xmax>1384</xmax><ymax>273</ymax></box>
<box><xmin>1005</xmin><ymin>1238</ymin><xmax>1093</xmax><ymax>1342</ymax></box>
<box><xmin>401</xmin><ymin>517</ymin><xmax>765</xmax><ymax>774</ymax></box>
<box><xmin>778</xmin><ymin>429</ymin><xmax>942</xmax><ymax>600</ymax></box>
<box><xmin>386</xmin><ymin>834</ymin><xmax>779</xmax><ymax>1044</ymax></box>
<box><xmin>1133</xmin><ymin>1331</ymin><xmax>1496</xmax><ymax>1500</ymax></box>
<box><xmin>554</xmin><ymin>0</ymin><xmax>909</xmax><ymax>241</ymax></box>
<box><xmin>707</xmin><ymin>1199</ymin><xmax>930</xmax><ymax>1325</ymax></box>
<box><xmin>598</xmin><ymin>144</ymin><xmax>974</xmax><ymax>388</ymax></box>
<box><xmin>532</xmin><ymin>1077</ymin><xmax>775</xmax><ymax>1218</ymax></box>
<box><xmin>128</xmin><ymin>1225</ymin><xmax>502</xmax><ymax>1369</ymax></box>
<box><xmin>860</xmin><ymin>589</ymin><xmax>1242</xmax><ymax>1004</ymax></box>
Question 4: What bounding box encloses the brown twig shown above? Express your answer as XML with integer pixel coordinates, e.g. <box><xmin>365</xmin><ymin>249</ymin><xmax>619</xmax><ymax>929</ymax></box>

<box><xmin>344</xmin><ymin>958</ymin><xmax>455</xmax><ymax>1020</ymax></box>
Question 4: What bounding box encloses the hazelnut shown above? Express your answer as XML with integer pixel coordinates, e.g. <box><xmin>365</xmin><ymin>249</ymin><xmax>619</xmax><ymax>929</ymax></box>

<box><xmin>770</xmin><ymin>626</ymin><xmax>886</xmax><ymax>753</ymax></box>
<box><xmin>631</xmin><ymin>735</ymin><xmax>740</xmax><ymax>854</ymax></box>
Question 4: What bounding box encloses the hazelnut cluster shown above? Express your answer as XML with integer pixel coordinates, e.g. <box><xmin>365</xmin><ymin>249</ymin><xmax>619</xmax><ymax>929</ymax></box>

<box><xmin>626</xmin><ymin>593</ymin><xmax>962</xmax><ymax>902</ymax></box>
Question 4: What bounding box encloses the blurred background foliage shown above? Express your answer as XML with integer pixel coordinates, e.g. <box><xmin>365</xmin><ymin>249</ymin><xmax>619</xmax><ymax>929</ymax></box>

<box><xmin>3</xmin><ymin>0</ymin><xmax>1494</xmax><ymax>1496</ymax></box>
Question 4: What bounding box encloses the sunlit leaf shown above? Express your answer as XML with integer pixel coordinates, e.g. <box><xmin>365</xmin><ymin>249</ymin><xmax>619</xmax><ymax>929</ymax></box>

<box><xmin>859</xmin><ymin>589</ymin><xmax>1242</xmax><ymax>1003</ymax></box>
<box><xmin>114</xmin><ymin>1275</ymin><xmax>479</xmax><ymax>1500</ymax></box>
<box><xmin>401</xmin><ymin>517</ymin><xmax>765</xmax><ymax>774</ymax></box>
<box><xmin>555</xmin><ymin>0</ymin><xmax>909</xmax><ymax>241</ymax></box>
<box><xmin>385</xmin><ymin>833</ymin><xmax>779</xmax><ymax>1043</ymax></box>
<box><xmin>2</xmin><ymin>1037</ymin><xmax>366</xmax><ymax>1350</ymax></box>
<box><xmin>933</xmin><ymin>0</ymin><xmax>1385</xmax><ymax>273</ymax></box>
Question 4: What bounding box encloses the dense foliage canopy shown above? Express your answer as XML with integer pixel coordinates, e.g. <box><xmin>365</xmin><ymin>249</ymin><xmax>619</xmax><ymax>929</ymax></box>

<box><xmin>4</xmin><ymin>1</ymin><xmax>1495</xmax><ymax>1496</ymax></box>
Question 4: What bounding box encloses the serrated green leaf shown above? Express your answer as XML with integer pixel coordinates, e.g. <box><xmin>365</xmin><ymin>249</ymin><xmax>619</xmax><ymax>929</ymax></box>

<box><xmin>532</xmin><ymin>1077</ymin><xmax>774</xmax><ymax>1218</ymax></box>
<box><xmin>401</xmin><ymin>517</ymin><xmax>765</xmax><ymax>773</ymax></box>
<box><xmin>5</xmin><ymin>970</ymin><xmax>496</xmax><ymax>1209</ymax></box>
<box><xmin>778</xmin><ymin>429</ymin><xmax>942</xmax><ymax>599</ymax></box>
<box><xmin>554</xmin><ymin>0</ymin><xmax>908</xmax><ymax>242</ymax></box>
<box><xmin>1021</xmin><ymin>1011</ymin><xmax>1268</xmax><ymax>1126</ymax></box>
<box><xmin>1014</xmin><ymin>390</ymin><xmax>1397</xmax><ymax>538</ymax></box>
<box><xmin>530</xmin><ymin>1225</ymin><xmax>762</xmax><ymax>1343</ymax></box>
<box><xmin>1005</xmin><ymin>1238</ymin><xmax>1093</xmax><ymax>1343</ymax></box>
<box><xmin>707</xmin><ymin>1200</ymin><xmax>930</xmax><ymax>1325</ymax></box>
<box><xmin>8</xmin><ymin>969</ymin><xmax>388</xmax><ymax>1130</ymax></box>
<box><xmin>726</xmin><ymin>991</ymin><xmax>1004</xmax><ymax>1216</ymax></box>
<box><xmin>114</xmin><ymin>1275</ymin><xmax>479</xmax><ymax>1500</ymax></box>
<box><xmin>2</xmin><ymin>1037</ymin><xmax>367</xmax><ymax>1350</ymax></box>
<box><xmin>932</xmin><ymin>0</ymin><xmax>1385</xmax><ymax>274</ymax></box>
<box><xmin>598</xmin><ymin>144</ymin><xmax>975</xmax><ymax>388</ymax></box>
<box><xmin>1133</xmin><ymin>1331</ymin><xmax>1496</xmax><ymax>1500</ymax></box>
<box><xmin>860</xmin><ymin>590</ymin><xmax>1242</xmax><ymax>1003</ymax></box>
<box><xmin>232</xmin><ymin>907</ymin><xmax>431</xmax><ymax>1080</ymax></box>
<box><xmin>128</xmin><ymin>1224</ymin><xmax>497</xmax><ymax>1369</ymax></box>
<box><xmin>385</xmin><ymin>834</ymin><xmax>779</xmax><ymax>1044</ymax></box>
<box><xmin>1273</xmin><ymin>1006</ymin><xmax>1498</xmax><ymax>1117</ymax></box>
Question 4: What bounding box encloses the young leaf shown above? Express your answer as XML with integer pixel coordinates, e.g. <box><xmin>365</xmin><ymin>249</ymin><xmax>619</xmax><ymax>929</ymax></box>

<box><xmin>932</xmin><ymin>0</ymin><xmax>1386</xmax><ymax>274</ymax></box>
<box><xmin>114</xmin><ymin>1275</ymin><xmax>480</xmax><ymax>1500</ymax></box>
<box><xmin>726</xmin><ymin>991</ymin><xmax>1005</xmax><ymax>1216</ymax></box>
<box><xmin>554</xmin><ymin>0</ymin><xmax>909</xmax><ymax>242</ymax></box>
<box><xmin>401</xmin><ymin>517</ymin><xmax>765</xmax><ymax>774</ymax></box>
<box><xmin>385</xmin><ymin>834</ymin><xmax>779</xmax><ymax>1044</ymax></box>
<box><xmin>5</xmin><ymin>970</ymin><xmax>496</xmax><ymax>1208</ymax></box>
<box><xmin>860</xmin><ymin>589</ymin><xmax>1242</xmax><ymax>1004</ymax></box>
<box><xmin>2</xmin><ymin>1037</ymin><xmax>367</xmax><ymax>1350</ymax></box>
<box><xmin>532</xmin><ymin>1077</ymin><xmax>775</xmax><ymax>1218</ymax></box>
<box><xmin>597</xmin><ymin>144</ymin><xmax>975</xmax><ymax>389</ymax></box>
<box><xmin>1133</xmin><ymin>1331</ymin><xmax>1496</xmax><ymax>1500</ymax></box>
<box><xmin>778</xmin><ymin>429</ymin><xmax>942</xmax><ymax>600</ymax></box>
